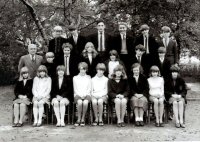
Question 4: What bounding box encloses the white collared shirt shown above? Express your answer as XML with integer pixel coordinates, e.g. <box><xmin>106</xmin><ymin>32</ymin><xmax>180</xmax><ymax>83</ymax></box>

<box><xmin>64</xmin><ymin>54</ymin><xmax>70</xmax><ymax>75</ymax></box>
<box><xmin>134</xmin><ymin>75</ymin><xmax>139</xmax><ymax>83</ymax></box>
<box><xmin>162</xmin><ymin>38</ymin><xmax>169</xmax><ymax>48</ymax></box>
<box><xmin>120</xmin><ymin>33</ymin><xmax>126</xmax><ymax>40</ymax></box>
<box><xmin>58</xmin><ymin>77</ymin><xmax>63</xmax><ymax>89</ymax></box>
<box><xmin>159</xmin><ymin>57</ymin><xmax>165</xmax><ymax>63</ymax></box>
<box><xmin>30</xmin><ymin>54</ymin><xmax>35</xmax><ymax>61</ymax></box>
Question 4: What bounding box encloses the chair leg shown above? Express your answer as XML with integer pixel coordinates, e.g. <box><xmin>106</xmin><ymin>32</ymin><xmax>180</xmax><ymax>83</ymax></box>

<box><xmin>67</xmin><ymin>105</ymin><xmax>70</xmax><ymax>124</ymax></box>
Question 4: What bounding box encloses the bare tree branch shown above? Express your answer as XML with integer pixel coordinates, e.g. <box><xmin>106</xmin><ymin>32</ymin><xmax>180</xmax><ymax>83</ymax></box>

<box><xmin>19</xmin><ymin>0</ymin><xmax>48</xmax><ymax>52</ymax></box>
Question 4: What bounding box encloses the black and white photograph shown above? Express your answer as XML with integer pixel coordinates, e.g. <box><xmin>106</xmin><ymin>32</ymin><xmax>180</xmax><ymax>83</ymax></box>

<box><xmin>0</xmin><ymin>0</ymin><xmax>200</xmax><ymax>141</ymax></box>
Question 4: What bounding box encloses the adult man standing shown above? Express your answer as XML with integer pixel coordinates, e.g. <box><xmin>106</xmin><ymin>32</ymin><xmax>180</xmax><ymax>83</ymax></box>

<box><xmin>88</xmin><ymin>19</ymin><xmax>112</xmax><ymax>62</ymax></box>
<box><xmin>67</xmin><ymin>25</ymin><xmax>86</xmax><ymax>56</ymax></box>
<box><xmin>18</xmin><ymin>44</ymin><xmax>43</xmax><ymax>78</ymax></box>
<box><xmin>48</xmin><ymin>26</ymin><xmax>68</xmax><ymax>58</ymax></box>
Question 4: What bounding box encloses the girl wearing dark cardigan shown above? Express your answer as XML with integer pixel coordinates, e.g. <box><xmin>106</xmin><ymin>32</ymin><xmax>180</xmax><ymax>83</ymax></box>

<box><xmin>13</xmin><ymin>67</ymin><xmax>33</xmax><ymax>127</ymax></box>
<box><xmin>165</xmin><ymin>65</ymin><xmax>187</xmax><ymax>128</ymax></box>
<box><xmin>108</xmin><ymin>64</ymin><xmax>130</xmax><ymax>127</ymax></box>
<box><xmin>51</xmin><ymin>65</ymin><xmax>71</xmax><ymax>127</ymax></box>
<box><xmin>129</xmin><ymin>63</ymin><xmax>149</xmax><ymax>126</ymax></box>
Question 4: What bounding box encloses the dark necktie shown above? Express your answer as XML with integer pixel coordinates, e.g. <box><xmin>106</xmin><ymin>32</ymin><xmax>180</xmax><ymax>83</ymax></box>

<box><xmin>99</xmin><ymin>32</ymin><xmax>103</xmax><ymax>51</ymax></box>
<box><xmin>31</xmin><ymin>55</ymin><xmax>35</xmax><ymax>62</ymax></box>
<box><xmin>137</xmin><ymin>55</ymin><xmax>141</xmax><ymax>63</ymax></box>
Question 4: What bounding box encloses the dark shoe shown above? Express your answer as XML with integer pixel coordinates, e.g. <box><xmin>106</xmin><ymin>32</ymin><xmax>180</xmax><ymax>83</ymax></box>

<box><xmin>117</xmin><ymin>123</ymin><xmax>121</xmax><ymax>127</ymax></box>
<box><xmin>37</xmin><ymin>123</ymin><xmax>42</xmax><ymax>127</ymax></box>
<box><xmin>121</xmin><ymin>122</ymin><xmax>125</xmax><ymax>127</ymax></box>
<box><xmin>140</xmin><ymin>121</ymin><xmax>144</xmax><ymax>126</ymax></box>
<box><xmin>175</xmin><ymin>123</ymin><xmax>180</xmax><ymax>128</ymax></box>
<box><xmin>180</xmin><ymin>123</ymin><xmax>185</xmax><ymax>128</ymax></box>
<box><xmin>155</xmin><ymin>123</ymin><xmax>159</xmax><ymax>127</ymax></box>
<box><xmin>92</xmin><ymin>121</ymin><xmax>98</xmax><ymax>126</ymax></box>
<box><xmin>74</xmin><ymin>121</ymin><xmax>80</xmax><ymax>127</ymax></box>
<box><xmin>80</xmin><ymin>121</ymin><xmax>85</xmax><ymax>127</ymax></box>
<box><xmin>98</xmin><ymin>121</ymin><xmax>104</xmax><ymax>126</ymax></box>
<box><xmin>12</xmin><ymin>123</ymin><xmax>18</xmax><ymax>127</ymax></box>
<box><xmin>135</xmin><ymin>121</ymin><xmax>140</xmax><ymax>126</ymax></box>
<box><xmin>160</xmin><ymin>123</ymin><xmax>164</xmax><ymax>127</ymax></box>
<box><xmin>17</xmin><ymin>123</ymin><xmax>23</xmax><ymax>127</ymax></box>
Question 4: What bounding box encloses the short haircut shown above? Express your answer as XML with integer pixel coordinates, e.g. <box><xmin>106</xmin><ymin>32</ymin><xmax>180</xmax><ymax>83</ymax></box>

<box><xmin>20</xmin><ymin>67</ymin><xmax>29</xmax><ymax>75</ymax></box>
<box><xmin>56</xmin><ymin>65</ymin><xmax>65</xmax><ymax>72</ymax></box>
<box><xmin>135</xmin><ymin>44</ymin><xmax>146</xmax><ymax>51</ymax></box>
<box><xmin>170</xmin><ymin>65</ymin><xmax>180</xmax><ymax>73</ymax></box>
<box><xmin>54</xmin><ymin>26</ymin><xmax>63</xmax><ymax>31</ymax></box>
<box><xmin>109</xmin><ymin>50</ymin><xmax>119</xmax><ymax>59</ymax></box>
<box><xmin>96</xmin><ymin>63</ymin><xmax>106</xmax><ymax>71</ymax></box>
<box><xmin>158</xmin><ymin>47</ymin><xmax>166</xmax><ymax>53</ymax></box>
<box><xmin>139</xmin><ymin>24</ymin><xmax>150</xmax><ymax>31</ymax></box>
<box><xmin>131</xmin><ymin>63</ymin><xmax>143</xmax><ymax>74</ymax></box>
<box><xmin>78</xmin><ymin>62</ymin><xmax>88</xmax><ymax>71</ymax></box>
<box><xmin>37</xmin><ymin>65</ymin><xmax>48</xmax><ymax>77</ymax></box>
<box><xmin>45</xmin><ymin>52</ymin><xmax>54</xmax><ymax>58</ymax></box>
<box><xmin>149</xmin><ymin>65</ymin><xmax>161</xmax><ymax>76</ymax></box>
<box><xmin>111</xmin><ymin>64</ymin><xmax>127</xmax><ymax>79</ymax></box>
<box><xmin>161</xmin><ymin>26</ymin><xmax>171</xmax><ymax>33</ymax></box>
<box><xmin>19</xmin><ymin>66</ymin><xmax>30</xmax><ymax>81</ymax></box>
<box><xmin>62</xmin><ymin>42</ymin><xmax>73</xmax><ymax>50</ymax></box>
<box><xmin>28</xmin><ymin>44</ymin><xmax>37</xmax><ymax>49</ymax></box>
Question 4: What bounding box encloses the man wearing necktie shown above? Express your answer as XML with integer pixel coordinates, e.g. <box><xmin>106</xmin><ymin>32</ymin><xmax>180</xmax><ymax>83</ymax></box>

<box><xmin>88</xmin><ymin>19</ymin><xmax>112</xmax><ymax>62</ymax></box>
<box><xmin>18</xmin><ymin>44</ymin><xmax>43</xmax><ymax>78</ymax></box>
<box><xmin>67</xmin><ymin>25</ymin><xmax>86</xmax><ymax>56</ymax></box>
<box><xmin>111</xmin><ymin>22</ymin><xmax>134</xmax><ymax>75</ymax></box>
<box><xmin>134</xmin><ymin>24</ymin><xmax>159</xmax><ymax>73</ymax></box>
<box><xmin>159</xmin><ymin>26</ymin><xmax>179</xmax><ymax>65</ymax></box>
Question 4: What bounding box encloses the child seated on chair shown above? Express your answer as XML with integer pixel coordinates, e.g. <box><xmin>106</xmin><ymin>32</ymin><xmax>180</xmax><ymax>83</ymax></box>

<box><xmin>108</xmin><ymin>64</ymin><xmax>130</xmax><ymax>127</ymax></box>
<box><xmin>51</xmin><ymin>65</ymin><xmax>70</xmax><ymax>127</ymax></box>
<box><xmin>73</xmin><ymin>62</ymin><xmax>92</xmax><ymax>127</ymax></box>
<box><xmin>13</xmin><ymin>67</ymin><xmax>33</xmax><ymax>127</ymax></box>
<box><xmin>148</xmin><ymin>65</ymin><xmax>165</xmax><ymax>127</ymax></box>
<box><xmin>91</xmin><ymin>63</ymin><xmax>108</xmax><ymax>126</ymax></box>
<box><xmin>32</xmin><ymin>65</ymin><xmax>51</xmax><ymax>127</ymax></box>
<box><xmin>129</xmin><ymin>63</ymin><xmax>148</xmax><ymax>126</ymax></box>
<box><xmin>43</xmin><ymin>52</ymin><xmax>57</xmax><ymax>78</ymax></box>
<box><xmin>164</xmin><ymin>65</ymin><xmax>187</xmax><ymax>128</ymax></box>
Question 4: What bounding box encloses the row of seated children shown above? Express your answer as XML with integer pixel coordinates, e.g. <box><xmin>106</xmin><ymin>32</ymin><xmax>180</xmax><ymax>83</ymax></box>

<box><xmin>13</xmin><ymin>62</ymin><xmax>187</xmax><ymax>128</ymax></box>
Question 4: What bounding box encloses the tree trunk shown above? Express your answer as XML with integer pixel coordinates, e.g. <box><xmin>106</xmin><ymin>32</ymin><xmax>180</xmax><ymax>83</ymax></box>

<box><xmin>19</xmin><ymin>0</ymin><xmax>48</xmax><ymax>52</ymax></box>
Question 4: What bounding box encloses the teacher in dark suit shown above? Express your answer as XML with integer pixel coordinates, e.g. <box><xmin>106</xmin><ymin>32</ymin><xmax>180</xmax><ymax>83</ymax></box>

<box><xmin>48</xmin><ymin>26</ymin><xmax>68</xmax><ymax>58</ymax></box>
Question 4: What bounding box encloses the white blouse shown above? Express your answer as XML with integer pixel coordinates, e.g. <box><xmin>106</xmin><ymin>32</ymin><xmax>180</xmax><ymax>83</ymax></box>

<box><xmin>148</xmin><ymin>77</ymin><xmax>164</xmax><ymax>97</ymax></box>
<box><xmin>32</xmin><ymin>76</ymin><xmax>51</xmax><ymax>98</ymax></box>
<box><xmin>91</xmin><ymin>75</ymin><xmax>108</xmax><ymax>98</ymax></box>
<box><xmin>108</xmin><ymin>61</ymin><xmax>119</xmax><ymax>76</ymax></box>
<box><xmin>73</xmin><ymin>74</ymin><xmax>92</xmax><ymax>97</ymax></box>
